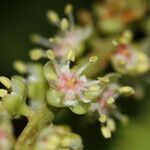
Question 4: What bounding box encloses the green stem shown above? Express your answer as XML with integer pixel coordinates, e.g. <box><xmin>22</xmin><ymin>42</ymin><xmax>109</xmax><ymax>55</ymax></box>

<box><xmin>15</xmin><ymin>106</ymin><xmax>55</xmax><ymax>150</ymax></box>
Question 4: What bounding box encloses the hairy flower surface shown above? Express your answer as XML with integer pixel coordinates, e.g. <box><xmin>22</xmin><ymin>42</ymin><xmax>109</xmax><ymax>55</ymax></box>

<box><xmin>46</xmin><ymin>57</ymin><xmax>100</xmax><ymax>108</ymax></box>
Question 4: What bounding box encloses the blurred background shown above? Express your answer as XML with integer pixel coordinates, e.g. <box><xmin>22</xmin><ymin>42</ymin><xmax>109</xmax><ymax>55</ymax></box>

<box><xmin>0</xmin><ymin>0</ymin><xmax>150</xmax><ymax>149</ymax></box>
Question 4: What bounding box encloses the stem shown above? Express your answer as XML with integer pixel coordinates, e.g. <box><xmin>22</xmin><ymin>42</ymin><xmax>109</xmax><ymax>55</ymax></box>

<box><xmin>15</xmin><ymin>105</ymin><xmax>56</xmax><ymax>150</ymax></box>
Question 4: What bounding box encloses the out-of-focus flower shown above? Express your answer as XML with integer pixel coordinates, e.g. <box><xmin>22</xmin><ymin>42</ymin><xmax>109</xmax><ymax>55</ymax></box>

<box><xmin>45</xmin><ymin>51</ymin><xmax>100</xmax><ymax>114</ymax></box>
<box><xmin>111</xmin><ymin>31</ymin><xmax>150</xmax><ymax>76</ymax></box>
<box><xmin>94</xmin><ymin>0</ymin><xmax>147</xmax><ymax>34</ymax></box>
<box><xmin>89</xmin><ymin>74</ymin><xmax>134</xmax><ymax>138</ymax></box>
<box><xmin>30</xmin><ymin>4</ymin><xmax>92</xmax><ymax>60</ymax></box>
<box><xmin>34</xmin><ymin>125</ymin><xmax>83</xmax><ymax>150</ymax></box>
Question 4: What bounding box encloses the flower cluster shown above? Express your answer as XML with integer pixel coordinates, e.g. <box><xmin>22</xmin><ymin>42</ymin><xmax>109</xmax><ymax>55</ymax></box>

<box><xmin>34</xmin><ymin>125</ymin><xmax>83</xmax><ymax>150</ymax></box>
<box><xmin>0</xmin><ymin>1</ymin><xmax>150</xmax><ymax>149</ymax></box>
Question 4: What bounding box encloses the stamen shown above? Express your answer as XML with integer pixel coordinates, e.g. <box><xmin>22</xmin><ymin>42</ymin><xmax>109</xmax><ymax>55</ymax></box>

<box><xmin>60</xmin><ymin>18</ymin><xmax>69</xmax><ymax>31</ymax></box>
<box><xmin>29</xmin><ymin>48</ymin><xmax>45</xmax><ymax>61</ymax></box>
<box><xmin>13</xmin><ymin>60</ymin><xmax>27</xmax><ymax>74</ymax></box>
<box><xmin>66</xmin><ymin>49</ymin><xmax>75</xmax><ymax>61</ymax></box>
<box><xmin>30</xmin><ymin>34</ymin><xmax>52</xmax><ymax>48</ymax></box>
<box><xmin>0</xmin><ymin>76</ymin><xmax>11</xmax><ymax>89</ymax></box>
<box><xmin>46</xmin><ymin>50</ymin><xmax>55</xmax><ymax>60</ymax></box>
<box><xmin>76</xmin><ymin>63</ymin><xmax>90</xmax><ymax>76</ymax></box>
<box><xmin>65</xmin><ymin>4</ymin><xmax>74</xmax><ymax>29</ymax></box>
<box><xmin>47</xmin><ymin>10</ymin><xmax>60</xmax><ymax>27</ymax></box>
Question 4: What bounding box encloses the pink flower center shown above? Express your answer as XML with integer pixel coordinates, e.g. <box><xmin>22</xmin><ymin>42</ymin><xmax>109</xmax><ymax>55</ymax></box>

<box><xmin>57</xmin><ymin>72</ymin><xmax>83</xmax><ymax>93</ymax></box>
<box><xmin>115</xmin><ymin>44</ymin><xmax>132</xmax><ymax>59</ymax></box>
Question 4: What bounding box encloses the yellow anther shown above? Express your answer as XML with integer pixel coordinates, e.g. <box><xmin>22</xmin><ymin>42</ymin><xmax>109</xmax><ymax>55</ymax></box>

<box><xmin>47</xmin><ymin>50</ymin><xmax>55</xmax><ymax>60</ymax></box>
<box><xmin>98</xmin><ymin>77</ymin><xmax>110</xmax><ymax>84</ymax></box>
<box><xmin>119</xmin><ymin>86</ymin><xmax>135</xmax><ymax>96</ymax></box>
<box><xmin>29</xmin><ymin>48</ymin><xmax>44</xmax><ymax>60</ymax></box>
<box><xmin>99</xmin><ymin>114</ymin><xmax>107</xmax><ymax>123</ymax></box>
<box><xmin>107</xmin><ymin>97</ymin><xmax>115</xmax><ymax>104</ymax></box>
<box><xmin>101</xmin><ymin>126</ymin><xmax>111</xmax><ymax>139</ymax></box>
<box><xmin>107</xmin><ymin>119</ymin><xmax>116</xmax><ymax>132</ymax></box>
<box><xmin>67</xmin><ymin>49</ymin><xmax>75</xmax><ymax>61</ymax></box>
<box><xmin>47</xmin><ymin>10</ymin><xmax>60</xmax><ymax>24</ymax></box>
<box><xmin>0</xmin><ymin>89</ymin><xmax>8</xmax><ymax>98</ymax></box>
<box><xmin>65</xmin><ymin>4</ymin><xmax>73</xmax><ymax>15</ymax></box>
<box><xmin>89</xmin><ymin>56</ymin><xmax>98</xmax><ymax>63</ymax></box>
<box><xmin>13</xmin><ymin>60</ymin><xmax>27</xmax><ymax>74</ymax></box>
<box><xmin>60</xmin><ymin>18</ymin><xmax>69</xmax><ymax>31</ymax></box>
<box><xmin>0</xmin><ymin>76</ymin><xmax>11</xmax><ymax>89</ymax></box>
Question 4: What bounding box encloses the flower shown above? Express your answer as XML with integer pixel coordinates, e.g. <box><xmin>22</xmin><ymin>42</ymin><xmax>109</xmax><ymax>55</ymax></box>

<box><xmin>89</xmin><ymin>74</ymin><xmax>134</xmax><ymax>138</ymax></box>
<box><xmin>30</xmin><ymin>4</ymin><xmax>92</xmax><ymax>60</ymax></box>
<box><xmin>111</xmin><ymin>43</ymin><xmax>150</xmax><ymax>76</ymax></box>
<box><xmin>94</xmin><ymin>0</ymin><xmax>147</xmax><ymax>33</ymax></box>
<box><xmin>45</xmin><ymin>54</ymin><xmax>100</xmax><ymax>114</ymax></box>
